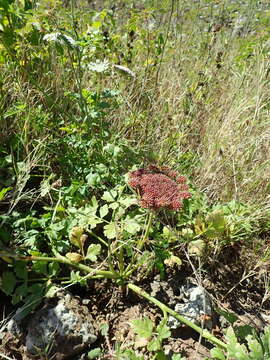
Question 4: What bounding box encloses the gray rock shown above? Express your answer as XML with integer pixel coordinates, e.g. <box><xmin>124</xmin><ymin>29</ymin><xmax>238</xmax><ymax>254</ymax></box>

<box><xmin>25</xmin><ymin>292</ymin><xmax>97</xmax><ymax>359</ymax></box>
<box><xmin>5</xmin><ymin>306</ymin><xmax>26</xmax><ymax>337</ymax></box>
<box><xmin>232</xmin><ymin>16</ymin><xmax>249</xmax><ymax>37</ymax></box>
<box><xmin>168</xmin><ymin>284</ymin><xmax>212</xmax><ymax>330</ymax></box>
<box><xmin>6</xmin><ymin>318</ymin><xmax>22</xmax><ymax>337</ymax></box>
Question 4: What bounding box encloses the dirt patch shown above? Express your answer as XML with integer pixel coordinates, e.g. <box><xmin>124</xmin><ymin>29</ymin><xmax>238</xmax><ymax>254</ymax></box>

<box><xmin>204</xmin><ymin>243</ymin><xmax>270</xmax><ymax>320</ymax></box>
<box><xmin>1</xmin><ymin>244</ymin><xmax>270</xmax><ymax>360</ymax></box>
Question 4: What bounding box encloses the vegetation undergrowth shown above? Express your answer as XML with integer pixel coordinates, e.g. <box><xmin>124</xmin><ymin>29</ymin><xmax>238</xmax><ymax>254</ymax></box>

<box><xmin>1</xmin><ymin>0</ymin><xmax>270</xmax><ymax>359</ymax></box>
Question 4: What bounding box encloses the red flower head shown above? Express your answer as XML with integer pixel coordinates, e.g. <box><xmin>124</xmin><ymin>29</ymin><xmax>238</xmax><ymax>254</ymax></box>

<box><xmin>128</xmin><ymin>165</ymin><xmax>191</xmax><ymax>211</ymax></box>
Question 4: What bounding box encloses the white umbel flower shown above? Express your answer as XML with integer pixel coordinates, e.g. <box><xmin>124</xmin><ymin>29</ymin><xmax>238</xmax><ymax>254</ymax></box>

<box><xmin>43</xmin><ymin>32</ymin><xmax>77</xmax><ymax>48</ymax></box>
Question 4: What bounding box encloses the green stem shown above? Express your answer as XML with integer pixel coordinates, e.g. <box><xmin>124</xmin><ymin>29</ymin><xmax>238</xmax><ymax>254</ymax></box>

<box><xmin>124</xmin><ymin>211</ymin><xmax>154</xmax><ymax>278</ymax></box>
<box><xmin>127</xmin><ymin>283</ymin><xmax>227</xmax><ymax>350</ymax></box>
<box><xmin>124</xmin><ymin>258</ymin><xmax>147</xmax><ymax>278</ymax></box>
<box><xmin>138</xmin><ymin>211</ymin><xmax>154</xmax><ymax>251</ymax></box>
<box><xmin>118</xmin><ymin>245</ymin><xmax>124</xmax><ymax>275</ymax></box>
<box><xmin>17</xmin><ymin>277</ymin><xmax>70</xmax><ymax>283</ymax></box>
<box><xmin>89</xmin><ymin>231</ymin><xmax>108</xmax><ymax>247</ymax></box>
<box><xmin>1</xmin><ymin>253</ymin><xmax>118</xmax><ymax>280</ymax></box>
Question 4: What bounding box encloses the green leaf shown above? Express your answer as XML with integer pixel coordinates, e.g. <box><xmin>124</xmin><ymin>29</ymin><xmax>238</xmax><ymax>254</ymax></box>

<box><xmin>99</xmin><ymin>204</ymin><xmax>109</xmax><ymax>218</ymax></box>
<box><xmin>121</xmin><ymin>349</ymin><xmax>144</xmax><ymax>360</ymax></box>
<box><xmin>103</xmin><ymin>143</ymin><xmax>115</xmax><ymax>155</ymax></box>
<box><xmin>246</xmin><ymin>335</ymin><xmax>263</xmax><ymax>359</ymax></box>
<box><xmin>100</xmin><ymin>322</ymin><xmax>109</xmax><ymax>336</ymax></box>
<box><xmin>20</xmin><ymin>290</ymin><xmax>44</xmax><ymax>318</ymax></box>
<box><xmin>119</xmin><ymin>196</ymin><xmax>137</xmax><ymax>208</ymax></box>
<box><xmin>147</xmin><ymin>337</ymin><xmax>161</xmax><ymax>352</ymax></box>
<box><xmin>155</xmin><ymin>350</ymin><xmax>168</xmax><ymax>360</ymax></box>
<box><xmin>109</xmin><ymin>202</ymin><xmax>119</xmax><ymax>210</ymax></box>
<box><xmin>48</xmin><ymin>262</ymin><xmax>60</xmax><ymax>277</ymax></box>
<box><xmin>87</xmin><ymin>216</ymin><xmax>103</xmax><ymax>229</ymax></box>
<box><xmin>40</xmin><ymin>178</ymin><xmax>52</xmax><ymax>197</ymax></box>
<box><xmin>171</xmin><ymin>354</ymin><xmax>185</xmax><ymax>360</ymax></box>
<box><xmin>85</xmin><ymin>244</ymin><xmax>101</xmax><ymax>262</ymax></box>
<box><xmin>101</xmin><ymin>190</ymin><xmax>118</xmax><ymax>202</ymax></box>
<box><xmin>131</xmin><ymin>318</ymin><xmax>154</xmax><ymax>338</ymax></box>
<box><xmin>45</xmin><ymin>285</ymin><xmax>60</xmax><ymax>298</ymax></box>
<box><xmin>88</xmin><ymin>347</ymin><xmax>102</xmax><ymax>359</ymax></box>
<box><xmin>162</xmin><ymin>226</ymin><xmax>178</xmax><ymax>242</ymax></box>
<box><xmin>12</xmin><ymin>282</ymin><xmax>28</xmax><ymax>305</ymax></box>
<box><xmin>261</xmin><ymin>327</ymin><xmax>270</xmax><ymax>357</ymax></box>
<box><xmin>14</xmin><ymin>261</ymin><xmax>28</xmax><ymax>280</ymax></box>
<box><xmin>226</xmin><ymin>327</ymin><xmax>249</xmax><ymax>360</ymax></box>
<box><xmin>86</xmin><ymin>216</ymin><xmax>103</xmax><ymax>229</ymax></box>
<box><xmin>11</xmin><ymin>294</ymin><xmax>21</xmax><ymax>306</ymax></box>
<box><xmin>215</xmin><ymin>308</ymin><xmax>238</xmax><ymax>325</ymax></box>
<box><xmin>0</xmin><ymin>187</ymin><xmax>12</xmax><ymax>201</ymax></box>
<box><xmin>104</xmin><ymin>222</ymin><xmax>117</xmax><ymax>239</ymax></box>
<box><xmin>235</xmin><ymin>325</ymin><xmax>255</xmax><ymax>340</ymax></box>
<box><xmin>90</xmin><ymin>196</ymin><xmax>99</xmax><ymax>209</ymax></box>
<box><xmin>76</xmin><ymin>204</ymin><xmax>98</xmax><ymax>220</ymax></box>
<box><xmin>32</xmin><ymin>260</ymin><xmax>48</xmax><ymax>275</ymax></box>
<box><xmin>206</xmin><ymin>209</ymin><xmax>226</xmax><ymax>234</ymax></box>
<box><xmin>2</xmin><ymin>271</ymin><xmax>16</xmax><ymax>295</ymax></box>
<box><xmin>227</xmin><ymin>343</ymin><xmax>248</xmax><ymax>360</ymax></box>
<box><xmin>181</xmin><ymin>227</ymin><xmax>194</xmax><ymax>239</ymax></box>
<box><xmin>123</xmin><ymin>216</ymin><xmax>141</xmax><ymax>234</ymax></box>
<box><xmin>86</xmin><ymin>173</ymin><xmax>101</xmax><ymax>187</ymax></box>
<box><xmin>137</xmin><ymin>250</ymin><xmax>152</xmax><ymax>263</ymax></box>
<box><xmin>156</xmin><ymin>322</ymin><xmax>171</xmax><ymax>340</ymax></box>
<box><xmin>15</xmin><ymin>283</ymin><xmax>28</xmax><ymax>297</ymax></box>
<box><xmin>210</xmin><ymin>347</ymin><xmax>226</xmax><ymax>360</ymax></box>
<box><xmin>28</xmin><ymin>283</ymin><xmax>44</xmax><ymax>295</ymax></box>
<box><xmin>70</xmin><ymin>271</ymin><xmax>87</xmax><ymax>286</ymax></box>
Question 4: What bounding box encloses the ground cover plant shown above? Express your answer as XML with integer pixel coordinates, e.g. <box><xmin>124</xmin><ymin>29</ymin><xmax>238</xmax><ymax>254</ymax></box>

<box><xmin>0</xmin><ymin>0</ymin><xmax>270</xmax><ymax>359</ymax></box>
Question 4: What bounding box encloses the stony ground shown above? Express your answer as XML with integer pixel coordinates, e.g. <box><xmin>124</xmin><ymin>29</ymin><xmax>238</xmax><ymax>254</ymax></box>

<box><xmin>1</xmin><ymin>241</ymin><xmax>269</xmax><ymax>360</ymax></box>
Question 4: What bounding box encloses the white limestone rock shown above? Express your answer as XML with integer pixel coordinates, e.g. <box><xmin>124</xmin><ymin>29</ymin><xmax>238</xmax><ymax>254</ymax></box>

<box><xmin>168</xmin><ymin>284</ymin><xmax>212</xmax><ymax>330</ymax></box>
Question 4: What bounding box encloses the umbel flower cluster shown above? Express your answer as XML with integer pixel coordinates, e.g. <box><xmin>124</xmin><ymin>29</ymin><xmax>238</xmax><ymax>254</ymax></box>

<box><xmin>128</xmin><ymin>165</ymin><xmax>191</xmax><ymax>211</ymax></box>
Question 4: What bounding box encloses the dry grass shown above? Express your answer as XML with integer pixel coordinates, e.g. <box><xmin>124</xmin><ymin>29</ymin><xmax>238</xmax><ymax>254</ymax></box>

<box><xmin>109</xmin><ymin>1</ymin><xmax>270</xmax><ymax>206</ymax></box>
<box><xmin>1</xmin><ymin>0</ymin><xmax>269</xmax><ymax>206</ymax></box>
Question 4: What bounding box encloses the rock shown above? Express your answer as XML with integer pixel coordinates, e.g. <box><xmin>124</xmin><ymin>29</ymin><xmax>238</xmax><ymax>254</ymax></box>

<box><xmin>5</xmin><ymin>306</ymin><xmax>25</xmax><ymax>337</ymax></box>
<box><xmin>25</xmin><ymin>291</ymin><xmax>97</xmax><ymax>359</ymax></box>
<box><xmin>232</xmin><ymin>16</ymin><xmax>249</xmax><ymax>37</ymax></box>
<box><xmin>150</xmin><ymin>274</ymin><xmax>177</xmax><ymax>307</ymax></box>
<box><xmin>168</xmin><ymin>284</ymin><xmax>212</xmax><ymax>330</ymax></box>
<box><xmin>6</xmin><ymin>318</ymin><xmax>22</xmax><ymax>337</ymax></box>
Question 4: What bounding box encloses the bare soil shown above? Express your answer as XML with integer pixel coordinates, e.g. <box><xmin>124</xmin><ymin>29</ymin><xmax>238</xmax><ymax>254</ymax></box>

<box><xmin>1</xmin><ymin>241</ymin><xmax>270</xmax><ymax>360</ymax></box>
